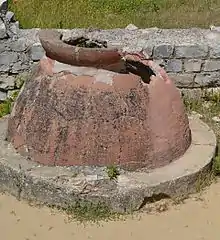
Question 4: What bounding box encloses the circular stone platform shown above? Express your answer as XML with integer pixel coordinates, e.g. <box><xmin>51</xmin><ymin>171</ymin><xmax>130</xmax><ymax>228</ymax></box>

<box><xmin>0</xmin><ymin>114</ymin><xmax>216</xmax><ymax>213</ymax></box>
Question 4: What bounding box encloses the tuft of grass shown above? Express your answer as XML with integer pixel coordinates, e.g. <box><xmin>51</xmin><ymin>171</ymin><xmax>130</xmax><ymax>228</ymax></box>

<box><xmin>213</xmin><ymin>155</ymin><xmax>220</xmax><ymax>175</ymax></box>
<box><xmin>0</xmin><ymin>99</ymin><xmax>13</xmax><ymax>118</ymax></box>
<box><xmin>106</xmin><ymin>165</ymin><xmax>120</xmax><ymax>180</ymax></box>
<box><xmin>63</xmin><ymin>200</ymin><xmax>121</xmax><ymax>223</ymax></box>
<box><xmin>0</xmin><ymin>90</ymin><xmax>20</xmax><ymax>118</ymax></box>
<box><xmin>9</xmin><ymin>0</ymin><xmax>220</xmax><ymax>29</ymax></box>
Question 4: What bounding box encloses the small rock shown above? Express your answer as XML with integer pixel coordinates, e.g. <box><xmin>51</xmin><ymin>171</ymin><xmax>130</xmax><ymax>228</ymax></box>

<box><xmin>0</xmin><ymin>74</ymin><xmax>15</xmax><ymax>90</ymax></box>
<box><xmin>10</xmin><ymin>37</ymin><xmax>28</xmax><ymax>52</ymax></box>
<box><xmin>212</xmin><ymin>116</ymin><xmax>220</xmax><ymax>123</ymax></box>
<box><xmin>210</xmin><ymin>25</ymin><xmax>220</xmax><ymax>32</ymax></box>
<box><xmin>0</xmin><ymin>0</ymin><xmax>8</xmax><ymax>15</ymax></box>
<box><xmin>6</xmin><ymin>11</ymin><xmax>15</xmax><ymax>22</ymax></box>
<box><xmin>29</xmin><ymin>43</ymin><xmax>45</xmax><ymax>61</ymax></box>
<box><xmin>0</xmin><ymin>19</ymin><xmax>6</xmax><ymax>39</ymax></box>
<box><xmin>125</xmin><ymin>24</ymin><xmax>138</xmax><ymax>31</ymax></box>
<box><xmin>0</xmin><ymin>91</ymin><xmax>7</xmax><ymax>101</ymax></box>
<box><xmin>9</xmin><ymin>21</ymin><xmax>19</xmax><ymax>36</ymax></box>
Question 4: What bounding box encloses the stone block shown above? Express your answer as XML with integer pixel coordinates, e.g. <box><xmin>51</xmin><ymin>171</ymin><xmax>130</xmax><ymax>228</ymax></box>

<box><xmin>194</xmin><ymin>72</ymin><xmax>220</xmax><ymax>87</ymax></box>
<box><xmin>165</xmin><ymin>59</ymin><xmax>182</xmax><ymax>72</ymax></box>
<box><xmin>11</xmin><ymin>62</ymin><xmax>29</xmax><ymax>73</ymax></box>
<box><xmin>29</xmin><ymin>44</ymin><xmax>45</xmax><ymax>61</ymax></box>
<box><xmin>0</xmin><ymin>0</ymin><xmax>7</xmax><ymax>14</ymax></box>
<box><xmin>0</xmin><ymin>91</ymin><xmax>7</xmax><ymax>101</ymax></box>
<box><xmin>0</xmin><ymin>52</ymin><xmax>18</xmax><ymax>72</ymax></box>
<box><xmin>6</xmin><ymin>11</ymin><xmax>15</xmax><ymax>22</ymax></box>
<box><xmin>0</xmin><ymin>74</ymin><xmax>15</xmax><ymax>90</ymax></box>
<box><xmin>0</xmin><ymin>19</ymin><xmax>6</xmax><ymax>39</ymax></box>
<box><xmin>184</xmin><ymin>59</ymin><xmax>202</xmax><ymax>72</ymax></box>
<box><xmin>153</xmin><ymin>44</ymin><xmax>174</xmax><ymax>58</ymax></box>
<box><xmin>203</xmin><ymin>60</ymin><xmax>220</xmax><ymax>71</ymax></box>
<box><xmin>168</xmin><ymin>73</ymin><xmax>194</xmax><ymax>88</ymax></box>
<box><xmin>210</xmin><ymin>44</ymin><xmax>220</xmax><ymax>58</ymax></box>
<box><xmin>10</xmin><ymin>38</ymin><xmax>28</xmax><ymax>52</ymax></box>
<box><xmin>174</xmin><ymin>45</ymin><xmax>209</xmax><ymax>58</ymax></box>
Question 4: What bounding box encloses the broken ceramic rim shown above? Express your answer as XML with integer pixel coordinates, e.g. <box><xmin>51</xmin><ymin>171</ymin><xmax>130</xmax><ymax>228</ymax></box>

<box><xmin>39</xmin><ymin>29</ymin><xmax>170</xmax><ymax>83</ymax></box>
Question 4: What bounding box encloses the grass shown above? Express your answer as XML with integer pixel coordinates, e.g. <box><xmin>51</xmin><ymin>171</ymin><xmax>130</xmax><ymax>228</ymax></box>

<box><xmin>9</xmin><ymin>0</ymin><xmax>220</xmax><ymax>29</ymax></box>
<box><xmin>106</xmin><ymin>165</ymin><xmax>120</xmax><ymax>180</ymax></box>
<box><xmin>63</xmin><ymin>200</ymin><xmax>122</xmax><ymax>223</ymax></box>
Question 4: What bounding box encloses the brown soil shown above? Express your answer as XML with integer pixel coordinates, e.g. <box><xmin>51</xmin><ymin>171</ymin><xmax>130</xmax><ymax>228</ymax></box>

<box><xmin>1</xmin><ymin>179</ymin><xmax>220</xmax><ymax>240</ymax></box>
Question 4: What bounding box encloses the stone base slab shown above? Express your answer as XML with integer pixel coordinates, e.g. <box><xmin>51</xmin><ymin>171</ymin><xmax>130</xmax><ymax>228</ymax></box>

<box><xmin>0</xmin><ymin>114</ymin><xmax>216</xmax><ymax>213</ymax></box>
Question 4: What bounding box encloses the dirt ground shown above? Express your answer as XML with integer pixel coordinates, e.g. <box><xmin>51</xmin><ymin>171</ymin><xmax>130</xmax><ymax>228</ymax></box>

<box><xmin>0</xmin><ymin>179</ymin><xmax>220</xmax><ymax>240</ymax></box>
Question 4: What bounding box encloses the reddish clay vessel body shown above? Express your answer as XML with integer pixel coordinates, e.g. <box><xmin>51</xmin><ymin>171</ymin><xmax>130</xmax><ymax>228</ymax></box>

<box><xmin>7</xmin><ymin>30</ymin><xmax>191</xmax><ymax>170</ymax></box>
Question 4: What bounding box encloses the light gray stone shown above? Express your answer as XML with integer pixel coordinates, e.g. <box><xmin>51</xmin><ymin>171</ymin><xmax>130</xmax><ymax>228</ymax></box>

<box><xmin>125</xmin><ymin>24</ymin><xmax>138</xmax><ymax>31</ymax></box>
<box><xmin>0</xmin><ymin>41</ymin><xmax>6</xmax><ymax>53</ymax></box>
<box><xmin>165</xmin><ymin>59</ymin><xmax>182</xmax><ymax>72</ymax></box>
<box><xmin>194</xmin><ymin>72</ymin><xmax>220</xmax><ymax>87</ymax></box>
<box><xmin>0</xmin><ymin>74</ymin><xmax>15</xmax><ymax>90</ymax></box>
<box><xmin>153</xmin><ymin>44</ymin><xmax>174</xmax><ymax>58</ymax></box>
<box><xmin>6</xmin><ymin>11</ymin><xmax>15</xmax><ymax>22</ymax></box>
<box><xmin>29</xmin><ymin>44</ymin><xmax>45</xmax><ymax>61</ymax></box>
<box><xmin>174</xmin><ymin>45</ymin><xmax>209</xmax><ymax>58</ymax></box>
<box><xmin>154</xmin><ymin>59</ymin><xmax>165</xmax><ymax>68</ymax></box>
<box><xmin>168</xmin><ymin>73</ymin><xmax>194</xmax><ymax>88</ymax></box>
<box><xmin>203</xmin><ymin>60</ymin><xmax>220</xmax><ymax>71</ymax></box>
<box><xmin>184</xmin><ymin>59</ymin><xmax>202</xmax><ymax>72</ymax></box>
<box><xmin>9</xmin><ymin>21</ymin><xmax>19</xmax><ymax>36</ymax></box>
<box><xmin>0</xmin><ymin>91</ymin><xmax>7</xmax><ymax>101</ymax></box>
<box><xmin>0</xmin><ymin>19</ymin><xmax>6</xmax><ymax>39</ymax></box>
<box><xmin>210</xmin><ymin>44</ymin><xmax>220</xmax><ymax>58</ymax></box>
<box><xmin>0</xmin><ymin>52</ymin><xmax>18</xmax><ymax>72</ymax></box>
<box><xmin>11</xmin><ymin>62</ymin><xmax>29</xmax><ymax>73</ymax></box>
<box><xmin>10</xmin><ymin>38</ymin><xmax>28</xmax><ymax>52</ymax></box>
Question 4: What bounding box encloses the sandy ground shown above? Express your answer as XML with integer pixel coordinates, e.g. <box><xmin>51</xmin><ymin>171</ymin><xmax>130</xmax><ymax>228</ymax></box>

<box><xmin>1</xmin><ymin>180</ymin><xmax>220</xmax><ymax>240</ymax></box>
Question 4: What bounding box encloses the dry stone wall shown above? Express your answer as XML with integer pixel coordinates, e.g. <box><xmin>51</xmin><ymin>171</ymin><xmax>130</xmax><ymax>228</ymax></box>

<box><xmin>1</xmin><ymin>2</ymin><xmax>220</xmax><ymax>99</ymax></box>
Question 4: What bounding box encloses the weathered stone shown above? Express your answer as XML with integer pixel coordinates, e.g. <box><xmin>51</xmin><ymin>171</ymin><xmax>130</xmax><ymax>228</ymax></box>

<box><xmin>0</xmin><ymin>91</ymin><xmax>7</xmax><ymax>101</ymax></box>
<box><xmin>0</xmin><ymin>40</ymin><xmax>6</xmax><ymax>53</ymax></box>
<box><xmin>184</xmin><ymin>59</ymin><xmax>202</xmax><ymax>72</ymax></box>
<box><xmin>153</xmin><ymin>44</ymin><xmax>174</xmax><ymax>58</ymax></box>
<box><xmin>0</xmin><ymin>52</ymin><xmax>18</xmax><ymax>72</ymax></box>
<box><xmin>203</xmin><ymin>60</ymin><xmax>220</xmax><ymax>71</ymax></box>
<box><xmin>125</xmin><ymin>24</ymin><xmax>138</xmax><ymax>31</ymax></box>
<box><xmin>210</xmin><ymin>44</ymin><xmax>220</xmax><ymax>58</ymax></box>
<box><xmin>29</xmin><ymin>43</ymin><xmax>45</xmax><ymax>61</ymax></box>
<box><xmin>6</xmin><ymin>11</ymin><xmax>15</xmax><ymax>22</ymax></box>
<box><xmin>10</xmin><ymin>38</ymin><xmax>28</xmax><ymax>52</ymax></box>
<box><xmin>194</xmin><ymin>72</ymin><xmax>220</xmax><ymax>87</ymax></box>
<box><xmin>0</xmin><ymin>19</ymin><xmax>6</xmax><ymax>39</ymax></box>
<box><xmin>9</xmin><ymin>21</ymin><xmax>19</xmax><ymax>36</ymax></box>
<box><xmin>168</xmin><ymin>73</ymin><xmax>194</xmax><ymax>88</ymax></box>
<box><xmin>0</xmin><ymin>74</ymin><xmax>15</xmax><ymax>90</ymax></box>
<box><xmin>11</xmin><ymin>62</ymin><xmax>29</xmax><ymax>73</ymax></box>
<box><xmin>0</xmin><ymin>0</ymin><xmax>7</xmax><ymax>14</ymax></box>
<box><xmin>174</xmin><ymin>45</ymin><xmax>209</xmax><ymax>58</ymax></box>
<box><xmin>165</xmin><ymin>59</ymin><xmax>182</xmax><ymax>72</ymax></box>
<box><xmin>154</xmin><ymin>59</ymin><xmax>165</xmax><ymax>68</ymax></box>
<box><xmin>143</xmin><ymin>45</ymin><xmax>154</xmax><ymax>57</ymax></box>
